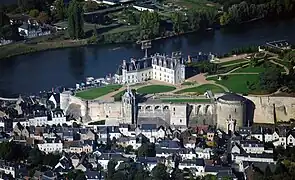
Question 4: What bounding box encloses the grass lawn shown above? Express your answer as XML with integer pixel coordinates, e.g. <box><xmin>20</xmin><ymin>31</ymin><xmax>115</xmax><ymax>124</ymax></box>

<box><xmin>232</xmin><ymin>61</ymin><xmax>284</xmax><ymax>73</ymax></box>
<box><xmin>219</xmin><ymin>59</ymin><xmax>249</xmax><ymax>66</ymax></box>
<box><xmin>137</xmin><ymin>85</ymin><xmax>176</xmax><ymax>94</ymax></box>
<box><xmin>102</xmin><ymin>25</ymin><xmax>138</xmax><ymax>35</ymax></box>
<box><xmin>169</xmin><ymin>0</ymin><xmax>218</xmax><ymax>10</ymax></box>
<box><xmin>112</xmin><ymin>90</ymin><xmax>126</xmax><ymax>101</ymax></box>
<box><xmin>207</xmin><ymin>74</ymin><xmax>261</xmax><ymax>94</ymax></box>
<box><xmin>181</xmin><ymin>81</ymin><xmax>197</xmax><ymax>85</ymax></box>
<box><xmin>75</xmin><ymin>85</ymin><xmax>122</xmax><ymax>100</ymax></box>
<box><xmin>175</xmin><ymin>84</ymin><xmax>225</xmax><ymax>94</ymax></box>
<box><xmin>161</xmin><ymin>98</ymin><xmax>212</xmax><ymax>103</ymax></box>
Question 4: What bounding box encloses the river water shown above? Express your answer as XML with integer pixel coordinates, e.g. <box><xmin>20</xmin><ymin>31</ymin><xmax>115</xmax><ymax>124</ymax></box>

<box><xmin>1</xmin><ymin>19</ymin><xmax>295</xmax><ymax>97</ymax></box>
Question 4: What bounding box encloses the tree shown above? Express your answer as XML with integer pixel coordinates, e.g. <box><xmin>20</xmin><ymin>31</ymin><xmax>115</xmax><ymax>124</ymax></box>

<box><xmin>37</xmin><ymin>11</ymin><xmax>50</xmax><ymax>24</ymax></box>
<box><xmin>151</xmin><ymin>163</ymin><xmax>170</xmax><ymax>180</ymax></box>
<box><xmin>29</xmin><ymin>9</ymin><xmax>40</xmax><ymax>17</ymax></box>
<box><xmin>171</xmin><ymin>168</ymin><xmax>184</xmax><ymax>180</ymax></box>
<box><xmin>259</xmin><ymin>68</ymin><xmax>282</xmax><ymax>92</ymax></box>
<box><xmin>187</xmin><ymin>10</ymin><xmax>200</xmax><ymax>31</ymax></box>
<box><xmin>264</xmin><ymin>165</ymin><xmax>273</xmax><ymax>178</ymax></box>
<box><xmin>54</xmin><ymin>0</ymin><xmax>66</xmax><ymax>20</ymax></box>
<box><xmin>0</xmin><ymin>11</ymin><xmax>9</xmax><ymax>27</ymax></box>
<box><xmin>107</xmin><ymin>159</ymin><xmax>117</xmax><ymax>180</ymax></box>
<box><xmin>171</xmin><ymin>12</ymin><xmax>184</xmax><ymax>33</ymax></box>
<box><xmin>137</xmin><ymin>143</ymin><xmax>156</xmax><ymax>157</ymax></box>
<box><xmin>139</xmin><ymin>11</ymin><xmax>160</xmax><ymax>39</ymax></box>
<box><xmin>68</xmin><ymin>0</ymin><xmax>84</xmax><ymax>39</ymax></box>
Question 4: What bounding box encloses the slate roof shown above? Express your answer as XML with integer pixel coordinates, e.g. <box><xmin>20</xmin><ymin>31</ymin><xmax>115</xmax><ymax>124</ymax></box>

<box><xmin>125</xmin><ymin>57</ymin><xmax>152</xmax><ymax>72</ymax></box>
<box><xmin>205</xmin><ymin>165</ymin><xmax>232</xmax><ymax>173</ymax></box>
<box><xmin>217</xmin><ymin>93</ymin><xmax>246</xmax><ymax>102</ymax></box>
<box><xmin>141</xmin><ymin>124</ymin><xmax>157</xmax><ymax>131</ymax></box>
<box><xmin>137</xmin><ymin>157</ymin><xmax>158</xmax><ymax>164</ymax></box>
<box><xmin>240</xmin><ymin>140</ymin><xmax>264</xmax><ymax>147</ymax></box>
<box><xmin>180</xmin><ymin>158</ymin><xmax>205</xmax><ymax>167</ymax></box>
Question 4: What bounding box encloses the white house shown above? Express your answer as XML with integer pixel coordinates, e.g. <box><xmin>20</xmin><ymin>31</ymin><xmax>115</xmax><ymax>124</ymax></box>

<box><xmin>0</xmin><ymin>163</ymin><xmax>16</xmax><ymax>178</ymax></box>
<box><xmin>18</xmin><ymin>23</ymin><xmax>50</xmax><ymax>38</ymax></box>
<box><xmin>37</xmin><ymin>141</ymin><xmax>63</xmax><ymax>154</ymax></box>
<box><xmin>233</xmin><ymin>153</ymin><xmax>275</xmax><ymax>163</ymax></box>
<box><xmin>195</xmin><ymin>148</ymin><xmax>212</xmax><ymax>159</ymax></box>
<box><xmin>29</xmin><ymin>116</ymin><xmax>48</xmax><ymax>126</ymax></box>
<box><xmin>178</xmin><ymin>159</ymin><xmax>205</xmax><ymax>173</ymax></box>
<box><xmin>287</xmin><ymin>131</ymin><xmax>295</xmax><ymax>147</ymax></box>
<box><xmin>240</xmin><ymin>140</ymin><xmax>265</xmax><ymax>154</ymax></box>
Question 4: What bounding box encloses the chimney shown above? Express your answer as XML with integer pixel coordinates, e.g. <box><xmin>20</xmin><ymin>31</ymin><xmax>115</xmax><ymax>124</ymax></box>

<box><xmin>187</xmin><ymin>55</ymin><xmax>191</xmax><ymax>63</ymax></box>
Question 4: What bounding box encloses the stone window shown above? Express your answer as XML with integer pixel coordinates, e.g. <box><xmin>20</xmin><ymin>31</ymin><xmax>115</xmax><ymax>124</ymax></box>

<box><xmin>180</xmin><ymin>119</ymin><xmax>182</xmax><ymax>123</ymax></box>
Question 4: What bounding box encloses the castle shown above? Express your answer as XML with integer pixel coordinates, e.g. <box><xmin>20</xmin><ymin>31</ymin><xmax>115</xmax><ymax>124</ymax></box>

<box><xmin>60</xmin><ymin>89</ymin><xmax>264</xmax><ymax>132</ymax></box>
<box><xmin>115</xmin><ymin>52</ymin><xmax>186</xmax><ymax>85</ymax></box>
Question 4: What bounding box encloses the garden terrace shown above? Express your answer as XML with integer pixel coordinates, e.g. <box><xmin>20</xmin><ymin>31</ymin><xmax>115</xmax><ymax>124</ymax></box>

<box><xmin>206</xmin><ymin>74</ymin><xmax>261</xmax><ymax>94</ymax></box>
<box><xmin>175</xmin><ymin>84</ymin><xmax>225</xmax><ymax>94</ymax></box>
<box><xmin>136</xmin><ymin>85</ymin><xmax>176</xmax><ymax>94</ymax></box>
<box><xmin>75</xmin><ymin>85</ymin><xmax>122</xmax><ymax>100</ymax></box>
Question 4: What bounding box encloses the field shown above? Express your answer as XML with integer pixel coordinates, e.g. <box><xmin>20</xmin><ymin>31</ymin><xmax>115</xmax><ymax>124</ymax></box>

<box><xmin>218</xmin><ymin>59</ymin><xmax>249</xmax><ymax>66</ymax></box>
<box><xmin>232</xmin><ymin>61</ymin><xmax>283</xmax><ymax>73</ymax></box>
<box><xmin>137</xmin><ymin>85</ymin><xmax>176</xmax><ymax>94</ymax></box>
<box><xmin>75</xmin><ymin>85</ymin><xmax>122</xmax><ymax>100</ymax></box>
<box><xmin>166</xmin><ymin>0</ymin><xmax>218</xmax><ymax>10</ymax></box>
<box><xmin>181</xmin><ymin>81</ymin><xmax>197</xmax><ymax>85</ymax></box>
<box><xmin>175</xmin><ymin>84</ymin><xmax>225</xmax><ymax>94</ymax></box>
<box><xmin>207</xmin><ymin>74</ymin><xmax>260</xmax><ymax>94</ymax></box>
<box><xmin>161</xmin><ymin>98</ymin><xmax>212</xmax><ymax>103</ymax></box>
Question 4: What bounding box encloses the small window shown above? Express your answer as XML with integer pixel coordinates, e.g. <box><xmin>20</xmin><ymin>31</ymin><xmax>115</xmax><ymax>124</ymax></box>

<box><xmin>180</xmin><ymin>119</ymin><xmax>182</xmax><ymax>123</ymax></box>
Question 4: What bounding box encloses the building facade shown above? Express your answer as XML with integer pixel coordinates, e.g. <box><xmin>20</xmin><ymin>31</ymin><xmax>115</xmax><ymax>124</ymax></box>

<box><xmin>116</xmin><ymin>52</ymin><xmax>185</xmax><ymax>85</ymax></box>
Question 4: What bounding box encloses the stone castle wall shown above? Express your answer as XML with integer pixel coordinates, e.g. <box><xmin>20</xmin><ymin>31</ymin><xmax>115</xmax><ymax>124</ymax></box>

<box><xmin>246</xmin><ymin>96</ymin><xmax>295</xmax><ymax>124</ymax></box>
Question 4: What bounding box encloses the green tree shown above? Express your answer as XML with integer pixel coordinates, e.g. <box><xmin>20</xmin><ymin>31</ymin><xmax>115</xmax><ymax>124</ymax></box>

<box><xmin>171</xmin><ymin>12</ymin><xmax>184</xmax><ymax>33</ymax></box>
<box><xmin>220</xmin><ymin>12</ymin><xmax>231</xmax><ymax>26</ymax></box>
<box><xmin>151</xmin><ymin>163</ymin><xmax>170</xmax><ymax>180</ymax></box>
<box><xmin>171</xmin><ymin>168</ymin><xmax>184</xmax><ymax>180</ymax></box>
<box><xmin>29</xmin><ymin>9</ymin><xmax>39</xmax><ymax>17</ymax></box>
<box><xmin>187</xmin><ymin>10</ymin><xmax>200</xmax><ymax>31</ymax></box>
<box><xmin>259</xmin><ymin>68</ymin><xmax>282</xmax><ymax>92</ymax></box>
<box><xmin>68</xmin><ymin>0</ymin><xmax>84</xmax><ymax>39</ymax></box>
<box><xmin>54</xmin><ymin>0</ymin><xmax>66</xmax><ymax>20</ymax></box>
<box><xmin>264</xmin><ymin>165</ymin><xmax>273</xmax><ymax>178</ymax></box>
<box><xmin>139</xmin><ymin>11</ymin><xmax>160</xmax><ymax>39</ymax></box>
<box><xmin>107</xmin><ymin>159</ymin><xmax>117</xmax><ymax>180</ymax></box>
<box><xmin>37</xmin><ymin>11</ymin><xmax>50</xmax><ymax>24</ymax></box>
<box><xmin>137</xmin><ymin>143</ymin><xmax>156</xmax><ymax>157</ymax></box>
<box><xmin>0</xmin><ymin>11</ymin><xmax>9</xmax><ymax>27</ymax></box>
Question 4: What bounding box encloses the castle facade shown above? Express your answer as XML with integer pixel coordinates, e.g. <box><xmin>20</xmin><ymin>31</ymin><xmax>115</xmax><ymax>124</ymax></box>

<box><xmin>115</xmin><ymin>52</ymin><xmax>185</xmax><ymax>85</ymax></box>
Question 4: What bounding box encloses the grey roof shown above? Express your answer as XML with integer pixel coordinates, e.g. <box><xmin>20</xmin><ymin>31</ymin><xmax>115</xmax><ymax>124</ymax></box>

<box><xmin>97</xmin><ymin>153</ymin><xmax>128</xmax><ymax>161</ymax></box>
<box><xmin>205</xmin><ymin>165</ymin><xmax>232</xmax><ymax>173</ymax></box>
<box><xmin>180</xmin><ymin>158</ymin><xmax>205</xmax><ymax>166</ymax></box>
<box><xmin>138</xmin><ymin>157</ymin><xmax>158</xmax><ymax>164</ymax></box>
<box><xmin>240</xmin><ymin>140</ymin><xmax>264</xmax><ymax>147</ymax></box>
<box><xmin>141</xmin><ymin>124</ymin><xmax>157</xmax><ymax>130</ymax></box>
<box><xmin>217</xmin><ymin>93</ymin><xmax>246</xmax><ymax>102</ymax></box>
<box><xmin>124</xmin><ymin>57</ymin><xmax>152</xmax><ymax>72</ymax></box>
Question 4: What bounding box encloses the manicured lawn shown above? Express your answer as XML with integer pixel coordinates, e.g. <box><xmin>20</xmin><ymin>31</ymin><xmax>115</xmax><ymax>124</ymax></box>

<box><xmin>181</xmin><ymin>81</ymin><xmax>197</xmax><ymax>85</ymax></box>
<box><xmin>136</xmin><ymin>85</ymin><xmax>176</xmax><ymax>94</ymax></box>
<box><xmin>219</xmin><ymin>59</ymin><xmax>249</xmax><ymax>66</ymax></box>
<box><xmin>175</xmin><ymin>84</ymin><xmax>225</xmax><ymax>94</ymax></box>
<box><xmin>232</xmin><ymin>61</ymin><xmax>283</xmax><ymax>73</ymax></box>
<box><xmin>161</xmin><ymin>98</ymin><xmax>212</xmax><ymax>103</ymax></box>
<box><xmin>207</xmin><ymin>74</ymin><xmax>261</xmax><ymax>94</ymax></box>
<box><xmin>75</xmin><ymin>85</ymin><xmax>122</xmax><ymax>100</ymax></box>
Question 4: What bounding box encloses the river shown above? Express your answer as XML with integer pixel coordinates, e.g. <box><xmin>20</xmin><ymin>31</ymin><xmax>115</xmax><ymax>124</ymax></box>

<box><xmin>1</xmin><ymin>19</ymin><xmax>295</xmax><ymax>97</ymax></box>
